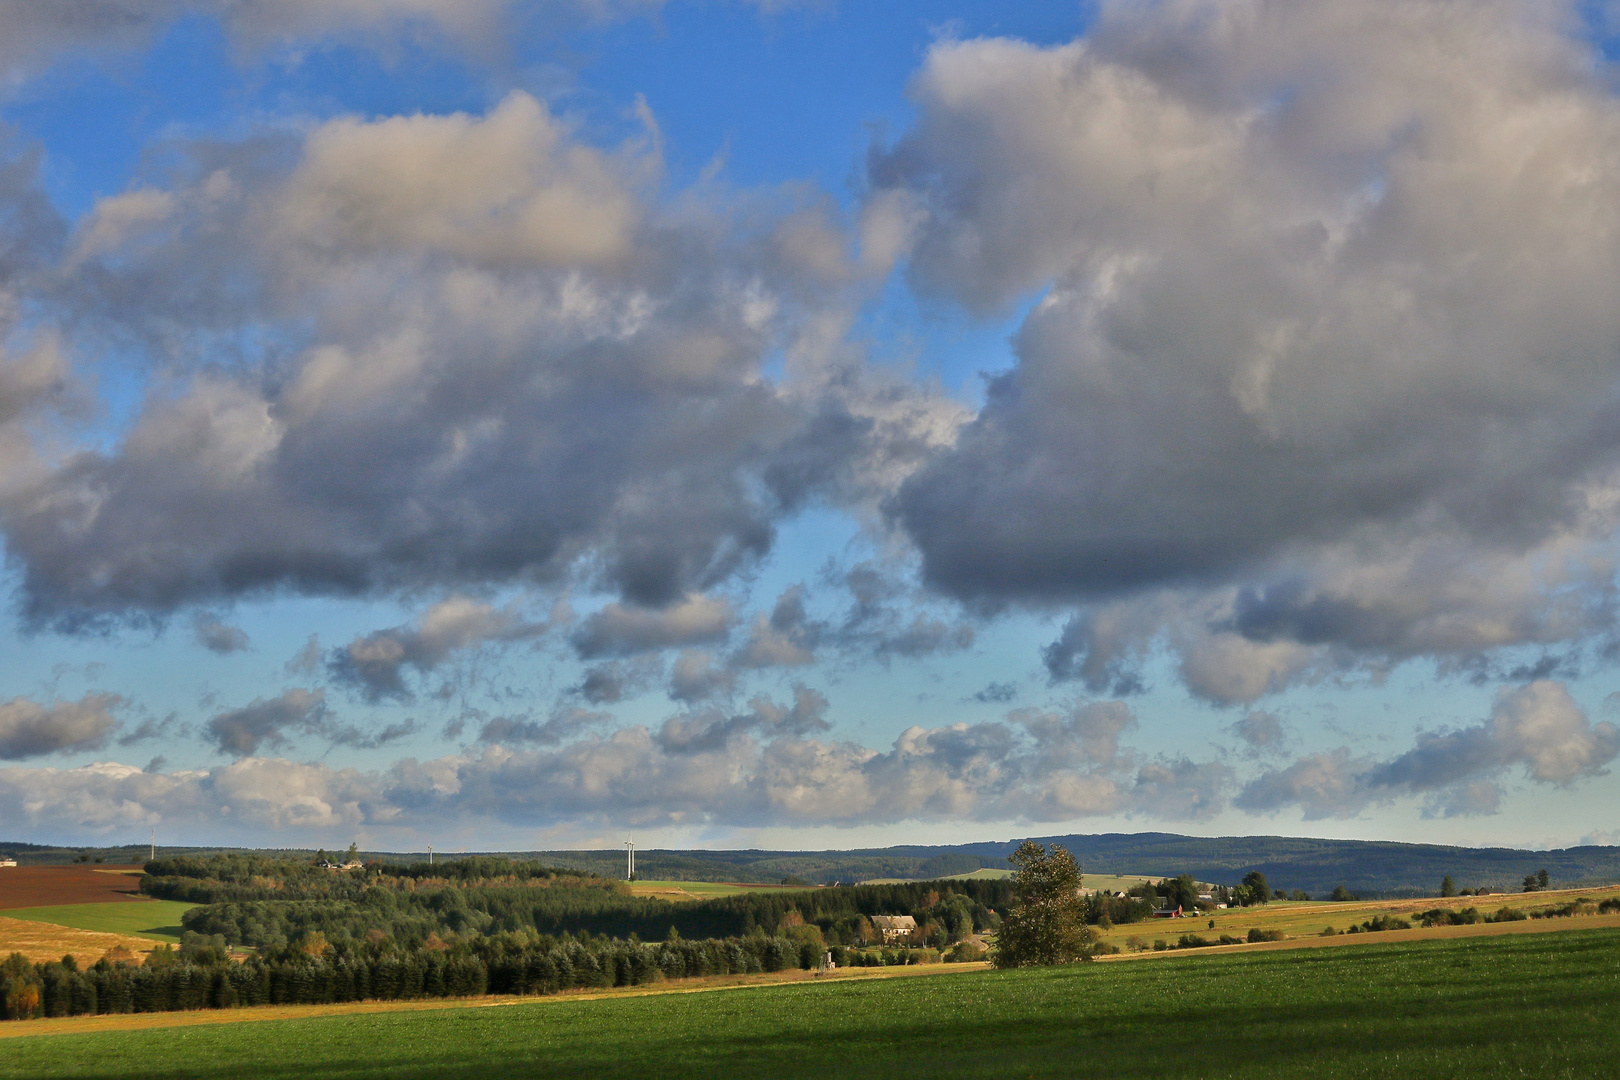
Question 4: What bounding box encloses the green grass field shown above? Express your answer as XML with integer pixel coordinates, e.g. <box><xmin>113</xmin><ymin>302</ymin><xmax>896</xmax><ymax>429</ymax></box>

<box><xmin>1</xmin><ymin>902</ymin><xmax>196</xmax><ymax>944</ymax></box>
<box><xmin>3</xmin><ymin>927</ymin><xmax>1618</xmax><ymax>1078</ymax></box>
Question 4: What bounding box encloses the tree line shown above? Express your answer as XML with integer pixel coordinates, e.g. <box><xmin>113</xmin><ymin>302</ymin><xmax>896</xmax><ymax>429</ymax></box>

<box><xmin>161</xmin><ymin>854</ymin><xmax>1010</xmax><ymax>951</ymax></box>
<box><xmin>0</xmin><ymin>928</ymin><xmax>833</xmax><ymax>1022</ymax></box>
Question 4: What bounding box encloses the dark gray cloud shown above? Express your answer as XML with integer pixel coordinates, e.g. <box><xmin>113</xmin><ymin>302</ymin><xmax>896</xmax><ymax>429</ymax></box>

<box><xmin>477</xmin><ymin>707</ymin><xmax>625</xmax><ymax>746</ymax></box>
<box><xmin>192</xmin><ymin>613</ymin><xmax>249</xmax><ymax>654</ymax></box>
<box><xmin>117</xmin><ymin>712</ymin><xmax>185</xmax><ymax>746</ymax></box>
<box><xmin>667</xmin><ymin>650</ymin><xmax>736</xmax><ymax>703</ymax></box>
<box><xmin>0</xmin><ymin>693</ymin><xmax>122</xmax><ymax>760</ymax></box>
<box><xmin>655</xmin><ymin>684</ymin><xmax>830</xmax><ymax>754</ymax></box>
<box><xmin>873</xmin><ymin>1</ymin><xmax>1620</xmax><ymax>696</ymax></box>
<box><xmin>205</xmin><ymin>688</ymin><xmax>327</xmax><ymax>757</ymax></box>
<box><xmin>322</xmin><ymin>718</ymin><xmax>421</xmax><ymax>751</ymax></box>
<box><xmin>330</xmin><ymin>596</ymin><xmax>548</xmax><ymax>702</ymax></box>
<box><xmin>574</xmin><ymin>657</ymin><xmax>662</xmax><ymax>705</ymax></box>
<box><xmin>1237</xmin><ymin>681</ymin><xmax>1619</xmax><ymax>818</ymax></box>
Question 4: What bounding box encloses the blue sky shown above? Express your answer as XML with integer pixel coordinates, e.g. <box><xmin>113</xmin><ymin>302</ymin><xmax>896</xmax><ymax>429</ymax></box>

<box><xmin>0</xmin><ymin>0</ymin><xmax>1618</xmax><ymax>854</ymax></box>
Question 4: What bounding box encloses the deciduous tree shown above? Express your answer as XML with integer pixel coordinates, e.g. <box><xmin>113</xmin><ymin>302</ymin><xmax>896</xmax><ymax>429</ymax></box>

<box><xmin>992</xmin><ymin>842</ymin><xmax>1096</xmax><ymax>967</ymax></box>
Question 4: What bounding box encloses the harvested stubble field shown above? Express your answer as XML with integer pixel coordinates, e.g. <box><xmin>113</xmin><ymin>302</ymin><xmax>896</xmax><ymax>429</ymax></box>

<box><xmin>0</xmin><ymin>867</ymin><xmax>148</xmax><ymax>910</ymax></box>
<box><xmin>1</xmin><ymin>927</ymin><xmax>1617</xmax><ymax>1078</ymax></box>
<box><xmin>626</xmin><ymin>880</ymin><xmax>816</xmax><ymax>900</ymax></box>
<box><xmin>1098</xmin><ymin>882</ymin><xmax>1620</xmax><ymax>951</ymax></box>
<box><xmin>0</xmin><ymin>915</ymin><xmax>160</xmax><ymax>967</ymax></box>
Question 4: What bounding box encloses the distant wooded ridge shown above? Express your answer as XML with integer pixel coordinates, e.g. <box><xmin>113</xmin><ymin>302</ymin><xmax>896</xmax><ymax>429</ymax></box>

<box><xmin>5</xmin><ymin>832</ymin><xmax>1617</xmax><ymax>897</ymax></box>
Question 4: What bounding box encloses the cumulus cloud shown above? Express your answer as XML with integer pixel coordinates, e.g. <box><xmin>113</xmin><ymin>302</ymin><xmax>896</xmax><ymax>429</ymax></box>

<box><xmin>667</xmin><ymin>649</ymin><xmax>736</xmax><ymax>703</ymax></box>
<box><xmin>731</xmin><ymin>587</ymin><xmax>819</xmax><ymax>668</ymax></box>
<box><xmin>205</xmin><ymin>688</ymin><xmax>327</xmax><ymax>757</ymax></box>
<box><xmin>2</xmin><ymin>90</ymin><xmax>948</xmax><ymax>630</ymax></box>
<box><xmin>573</xmin><ymin>594</ymin><xmax>733</xmax><ymax>659</ymax></box>
<box><xmin>875</xmin><ymin>0</ymin><xmax>1620</xmax><ymax>698</ymax></box>
<box><xmin>573</xmin><ymin>656</ymin><xmax>662</xmax><ymax>704</ymax></box>
<box><xmin>0</xmin><ymin>695</ymin><xmax>1236</xmax><ymax>836</ymax></box>
<box><xmin>656</xmin><ymin>684</ymin><xmax>831</xmax><ymax>754</ymax></box>
<box><xmin>0</xmin><ymin>694</ymin><xmax>122</xmax><ymax>760</ymax></box>
<box><xmin>1238</xmin><ymin>681</ymin><xmax>1620</xmax><ymax>818</ymax></box>
<box><xmin>330</xmin><ymin>595</ymin><xmax>549</xmax><ymax>702</ymax></box>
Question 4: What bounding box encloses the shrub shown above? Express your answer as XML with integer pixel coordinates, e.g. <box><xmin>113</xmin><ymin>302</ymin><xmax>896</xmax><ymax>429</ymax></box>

<box><xmin>1247</xmin><ymin>928</ymin><xmax>1285</xmax><ymax>943</ymax></box>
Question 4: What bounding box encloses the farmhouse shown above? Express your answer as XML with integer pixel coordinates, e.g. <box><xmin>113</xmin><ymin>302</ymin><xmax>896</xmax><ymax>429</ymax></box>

<box><xmin>870</xmin><ymin>915</ymin><xmax>917</xmax><ymax>944</ymax></box>
<box><xmin>0</xmin><ymin>858</ymin><xmax>15</xmax><ymax>868</ymax></box>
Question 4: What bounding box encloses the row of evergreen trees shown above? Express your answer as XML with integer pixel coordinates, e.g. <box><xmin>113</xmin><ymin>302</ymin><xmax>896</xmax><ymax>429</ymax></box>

<box><xmin>0</xmin><ymin>932</ymin><xmax>818</xmax><ymax>1022</ymax></box>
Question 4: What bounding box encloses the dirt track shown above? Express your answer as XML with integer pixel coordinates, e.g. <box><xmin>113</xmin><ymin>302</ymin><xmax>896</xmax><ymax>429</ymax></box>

<box><xmin>0</xmin><ymin>867</ymin><xmax>148</xmax><ymax>910</ymax></box>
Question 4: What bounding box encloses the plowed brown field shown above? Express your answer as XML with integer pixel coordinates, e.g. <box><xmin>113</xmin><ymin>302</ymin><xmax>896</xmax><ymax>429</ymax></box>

<box><xmin>0</xmin><ymin>866</ymin><xmax>147</xmax><ymax>909</ymax></box>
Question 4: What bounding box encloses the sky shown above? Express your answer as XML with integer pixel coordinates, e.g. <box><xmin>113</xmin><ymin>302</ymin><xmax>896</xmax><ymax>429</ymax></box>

<box><xmin>1</xmin><ymin>0</ymin><xmax>1620</xmax><ymax>855</ymax></box>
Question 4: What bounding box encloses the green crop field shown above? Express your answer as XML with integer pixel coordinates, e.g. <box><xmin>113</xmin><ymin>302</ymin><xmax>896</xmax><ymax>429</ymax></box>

<box><xmin>3</xmin><ymin>927</ymin><xmax>1618</xmax><ymax>1078</ymax></box>
<box><xmin>1</xmin><ymin>902</ymin><xmax>196</xmax><ymax>944</ymax></box>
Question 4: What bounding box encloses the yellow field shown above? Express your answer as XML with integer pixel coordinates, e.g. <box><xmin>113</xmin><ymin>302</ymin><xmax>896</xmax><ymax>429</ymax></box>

<box><xmin>1097</xmin><ymin>883</ymin><xmax>1620</xmax><ymax>951</ymax></box>
<box><xmin>0</xmin><ymin>913</ymin><xmax>157</xmax><ymax>966</ymax></box>
<box><xmin>626</xmin><ymin>880</ymin><xmax>816</xmax><ymax>900</ymax></box>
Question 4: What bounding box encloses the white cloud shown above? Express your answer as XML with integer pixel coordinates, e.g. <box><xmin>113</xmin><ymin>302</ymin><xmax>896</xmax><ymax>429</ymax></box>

<box><xmin>877</xmin><ymin>0</ymin><xmax>1620</xmax><ymax>699</ymax></box>
<box><xmin>1238</xmin><ymin>680</ymin><xmax>1620</xmax><ymax>818</ymax></box>
<box><xmin>0</xmin><ymin>697</ymin><xmax>1233</xmax><ymax>837</ymax></box>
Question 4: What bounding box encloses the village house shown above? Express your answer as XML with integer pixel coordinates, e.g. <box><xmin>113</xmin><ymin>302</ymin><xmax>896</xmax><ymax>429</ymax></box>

<box><xmin>0</xmin><ymin>858</ymin><xmax>16</xmax><ymax>868</ymax></box>
<box><xmin>870</xmin><ymin>915</ymin><xmax>918</xmax><ymax>944</ymax></box>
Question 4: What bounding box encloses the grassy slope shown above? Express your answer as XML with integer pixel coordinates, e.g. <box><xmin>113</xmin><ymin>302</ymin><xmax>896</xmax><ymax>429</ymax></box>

<box><xmin>1</xmin><ymin>901</ymin><xmax>195</xmax><ymax>944</ymax></box>
<box><xmin>3</xmin><ymin>929</ymin><xmax>1618</xmax><ymax>1078</ymax></box>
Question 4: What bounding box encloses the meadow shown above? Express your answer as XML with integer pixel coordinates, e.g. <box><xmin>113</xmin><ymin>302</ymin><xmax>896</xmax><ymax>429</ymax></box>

<box><xmin>1</xmin><ymin>926</ymin><xmax>1616</xmax><ymax>1078</ymax></box>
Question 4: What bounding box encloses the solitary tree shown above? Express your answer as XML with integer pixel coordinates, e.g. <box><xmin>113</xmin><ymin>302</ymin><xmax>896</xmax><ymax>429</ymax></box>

<box><xmin>1330</xmin><ymin>884</ymin><xmax>1356</xmax><ymax>902</ymax></box>
<box><xmin>1522</xmin><ymin>873</ymin><xmax>1540</xmax><ymax>893</ymax></box>
<box><xmin>1538</xmin><ymin>868</ymin><xmax>1550</xmax><ymax>890</ymax></box>
<box><xmin>346</xmin><ymin>842</ymin><xmax>359</xmax><ymax>864</ymax></box>
<box><xmin>1440</xmin><ymin>876</ymin><xmax>1456</xmax><ymax>898</ymax></box>
<box><xmin>992</xmin><ymin>841</ymin><xmax>1096</xmax><ymax>968</ymax></box>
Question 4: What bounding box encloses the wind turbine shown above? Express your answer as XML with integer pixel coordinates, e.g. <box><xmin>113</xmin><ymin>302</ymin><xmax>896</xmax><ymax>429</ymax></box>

<box><xmin>625</xmin><ymin>839</ymin><xmax>635</xmax><ymax>881</ymax></box>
